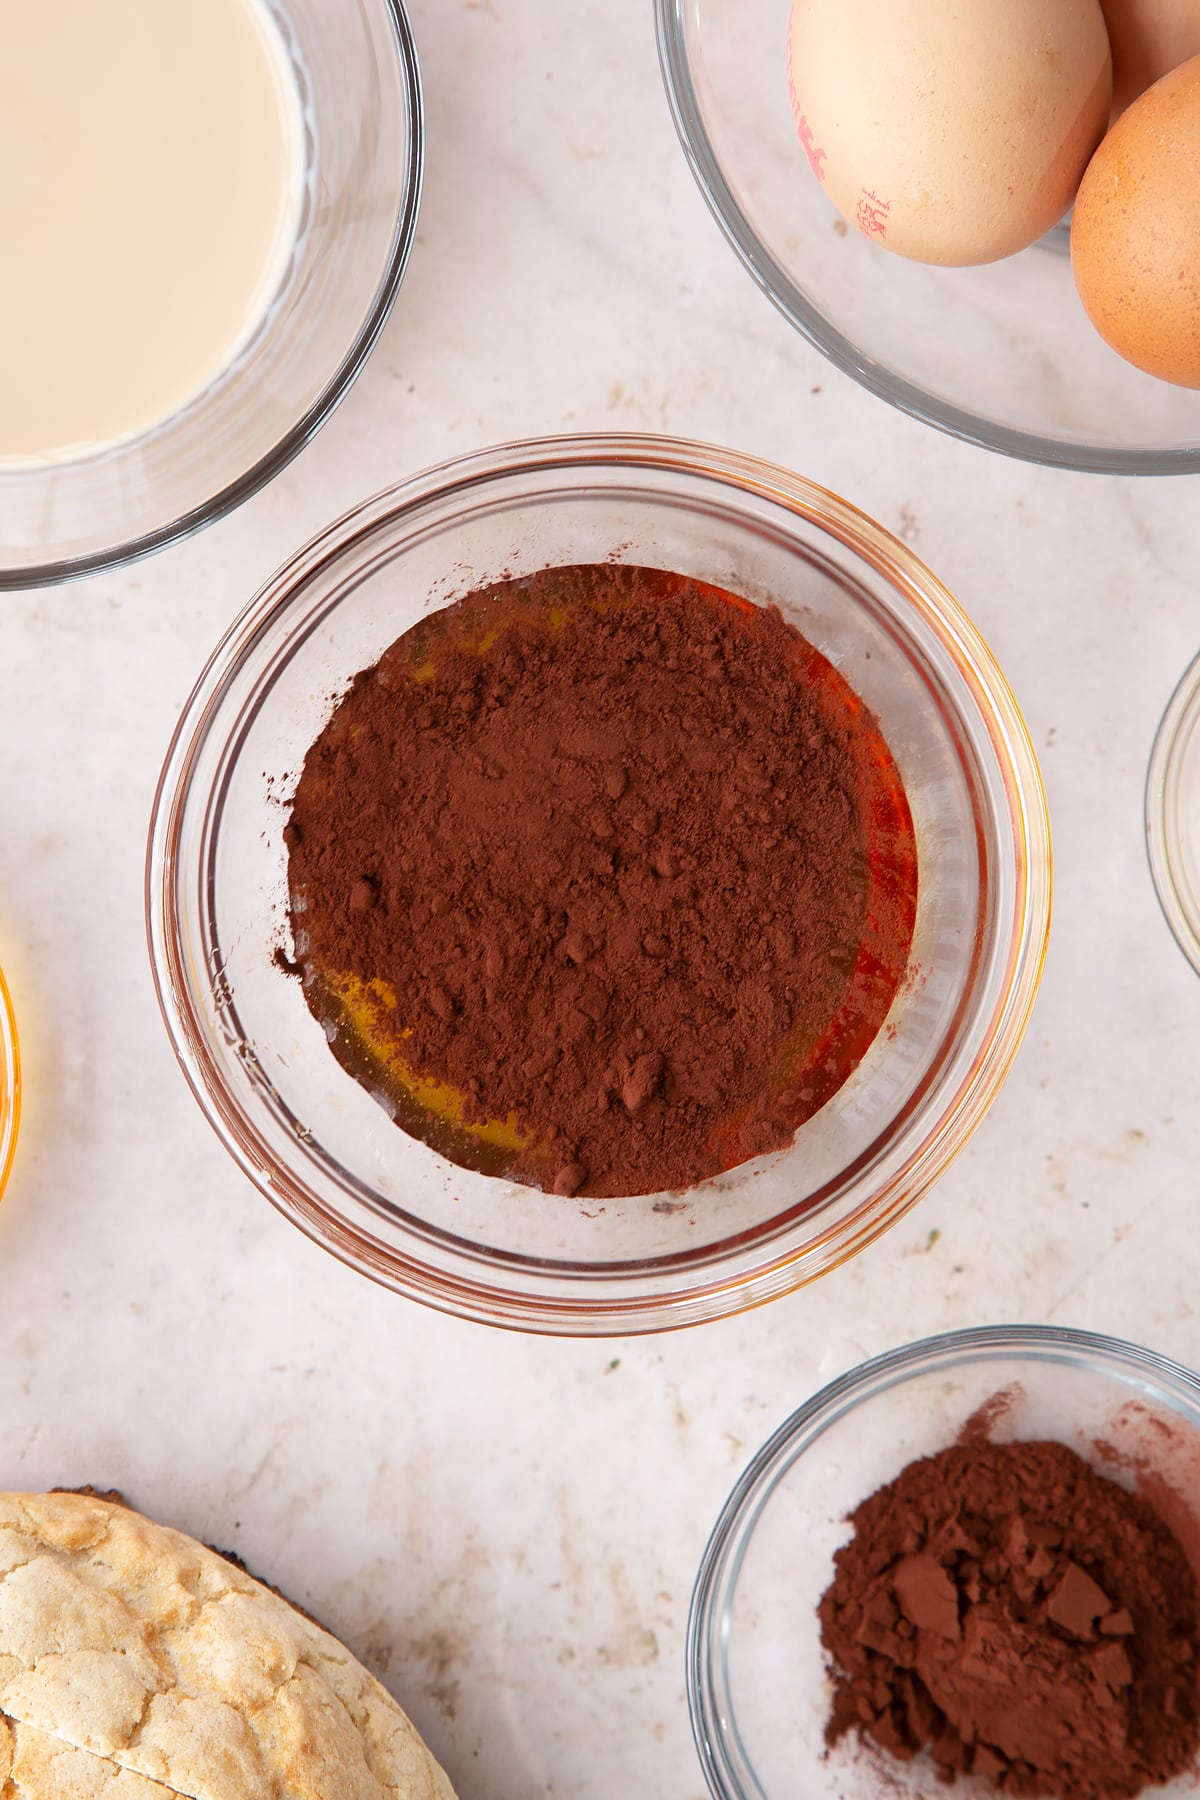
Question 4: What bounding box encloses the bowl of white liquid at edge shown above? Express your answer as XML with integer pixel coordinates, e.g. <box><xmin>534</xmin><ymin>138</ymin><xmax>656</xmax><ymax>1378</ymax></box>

<box><xmin>0</xmin><ymin>0</ymin><xmax>422</xmax><ymax>586</ymax></box>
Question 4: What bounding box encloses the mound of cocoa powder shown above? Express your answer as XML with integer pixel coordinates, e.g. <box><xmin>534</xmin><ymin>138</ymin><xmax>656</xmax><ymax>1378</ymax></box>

<box><xmin>819</xmin><ymin>1438</ymin><xmax>1200</xmax><ymax>1797</ymax></box>
<box><xmin>281</xmin><ymin>563</ymin><xmax>917</xmax><ymax>1198</ymax></box>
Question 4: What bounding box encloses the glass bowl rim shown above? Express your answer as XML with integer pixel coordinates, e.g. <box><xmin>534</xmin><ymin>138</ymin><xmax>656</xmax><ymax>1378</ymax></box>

<box><xmin>0</xmin><ymin>0</ymin><xmax>424</xmax><ymax>594</ymax></box>
<box><xmin>146</xmin><ymin>430</ymin><xmax>1052</xmax><ymax>1335</ymax></box>
<box><xmin>653</xmin><ymin>0</ymin><xmax>1200</xmax><ymax>478</ymax></box>
<box><xmin>687</xmin><ymin>1322</ymin><xmax>1200</xmax><ymax>1799</ymax></box>
<box><xmin>1147</xmin><ymin>646</ymin><xmax>1200</xmax><ymax>977</ymax></box>
<box><xmin>0</xmin><ymin>961</ymin><xmax>18</xmax><ymax>1206</ymax></box>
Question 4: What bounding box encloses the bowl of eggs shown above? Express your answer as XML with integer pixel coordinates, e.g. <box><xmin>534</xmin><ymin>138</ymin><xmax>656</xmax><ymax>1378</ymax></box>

<box><xmin>0</xmin><ymin>0</ymin><xmax>423</xmax><ymax>588</ymax></box>
<box><xmin>656</xmin><ymin>0</ymin><xmax>1200</xmax><ymax>472</ymax></box>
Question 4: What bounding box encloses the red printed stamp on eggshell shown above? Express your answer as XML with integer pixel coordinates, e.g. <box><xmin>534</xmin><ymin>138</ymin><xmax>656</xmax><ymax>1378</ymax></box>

<box><xmin>786</xmin><ymin>62</ymin><xmax>827</xmax><ymax>182</ymax></box>
<box><xmin>857</xmin><ymin>189</ymin><xmax>890</xmax><ymax>238</ymax></box>
<box><xmin>796</xmin><ymin>114</ymin><xmax>827</xmax><ymax>181</ymax></box>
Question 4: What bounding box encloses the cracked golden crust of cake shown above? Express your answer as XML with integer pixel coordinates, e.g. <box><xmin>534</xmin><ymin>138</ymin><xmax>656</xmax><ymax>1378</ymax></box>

<box><xmin>2</xmin><ymin>1714</ymin><xmax>181</xmax><ymax>1800</ymax></box>
<box><xmin>0</xmin><ymin>1493</ymin><xmax>455</xmax><ymax>1800</ymax></box>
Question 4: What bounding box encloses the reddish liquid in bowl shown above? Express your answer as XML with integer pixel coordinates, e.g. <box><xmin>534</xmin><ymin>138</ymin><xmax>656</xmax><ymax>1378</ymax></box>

<box><xmin>281</xmin><ymin>564</ymin><xmax>918</xmax><ymax>1198</ymax></box>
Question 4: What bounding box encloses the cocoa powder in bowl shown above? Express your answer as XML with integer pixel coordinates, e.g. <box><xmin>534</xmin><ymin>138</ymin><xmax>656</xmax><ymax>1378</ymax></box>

<box><xmin>819</xmin><ymin>1438</ymin><xmax>1200</xmax><ymax>1797</ymax></box>
<box><xmin>281</xmin><ymin>563</ymin><xmax>918</xmax><ymax>1198</ymax></box>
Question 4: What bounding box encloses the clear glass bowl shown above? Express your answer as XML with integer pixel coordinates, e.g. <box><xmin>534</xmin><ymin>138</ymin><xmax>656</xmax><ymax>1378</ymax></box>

<box><xmin>0</xmin><ymin>962</ymin><xmax>18</xmax><ymax>1204</ymax></box>
<box><xmin>1148</xmin><ymin>650</ymin><xmax>1200</xmax><ymax>976</ymax></box>
<box><xmin>0</xmin><ymin>0</ymin><xmax>423</xmax><ymax>589</ymax></box>
<box><xmin>655</xmin><ymin>0</ymin><xmax>1200</xmax><ymax>474</ymax></box>
<box><xmin>147</xmin><ymin>433</ymin><xmax>1050</xmax><ymax>1335</ymax></box>
<box><xmin>689</xmin><ymin>1325</ymin><xmax>1200</xmax><ymax>1798</ymax></box>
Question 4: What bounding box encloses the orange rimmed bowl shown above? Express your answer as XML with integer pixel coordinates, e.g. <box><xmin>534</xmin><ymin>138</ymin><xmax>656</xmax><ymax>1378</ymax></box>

<box><xmin>0</xmin><ymin>961</ymin><xmax>20</xmax><ymax>1204</ymax></box>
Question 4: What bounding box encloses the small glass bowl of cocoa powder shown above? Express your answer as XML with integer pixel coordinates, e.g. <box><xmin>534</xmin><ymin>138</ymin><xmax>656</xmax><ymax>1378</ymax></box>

<box><xmin>148</xmin><ymin>434</ymin><xmax>1050</xmax><ymax>1334</ymax></box>
<box><xmin>689</xmin><ymin>1325</ymin><xmax>1200</xmax><ymax>1799</ymax></box>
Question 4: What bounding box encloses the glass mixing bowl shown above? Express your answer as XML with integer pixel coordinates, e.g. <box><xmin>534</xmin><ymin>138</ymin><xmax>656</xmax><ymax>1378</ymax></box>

<box><xmin>0</xmin><ymin>0</ymin><xmax>422</xmax><ymax>589</ymax></box>
<box><xmin>0</xmin><ymin>961</ymin><xmax>18</xmax><ymax>1205</ymax></box>
<box><xmin>147</xmin><ymin>433</ymin><xmax>1050</xmax><ymax>1335</ymax></box>
<box><xmin>1147</xmin><ymin>649</ymin><xmax>1200</xmax><ymax>977</ymax></box>
<box><xmin>689</xmin><ymin>1325</ymin><xmax>1200</xmax><ymax>1799</ymax></box>
<box><xmin>656</xmin><ymin>0</ymin><xmax>1200</xmax><ymax>474</ymax></box>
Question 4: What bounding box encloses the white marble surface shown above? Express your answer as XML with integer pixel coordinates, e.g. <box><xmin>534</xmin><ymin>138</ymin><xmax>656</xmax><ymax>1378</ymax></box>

<box><xmin>2</xmin><ymin>5</ymin><xmax>1200</xmax><ymax>1797</ymax></box>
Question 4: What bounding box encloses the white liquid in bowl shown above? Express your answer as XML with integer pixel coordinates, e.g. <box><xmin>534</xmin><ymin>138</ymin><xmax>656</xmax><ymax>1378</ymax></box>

<box><xmin>0</xmin><ymin>0</ymin><xmax>304</xmax><ymax>465</ymax></box>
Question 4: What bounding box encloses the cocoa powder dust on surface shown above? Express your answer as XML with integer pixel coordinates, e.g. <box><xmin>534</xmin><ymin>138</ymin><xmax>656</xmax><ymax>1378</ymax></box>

<box><xmin>819</xmin><ymin>1438</ymin><xmax>1200</xmax><ymax>1797</ymax></box>
<box><xmin>281</xmin><ymin>563</ymin><xmax>917</xmax><ymax>1198</ymax></box>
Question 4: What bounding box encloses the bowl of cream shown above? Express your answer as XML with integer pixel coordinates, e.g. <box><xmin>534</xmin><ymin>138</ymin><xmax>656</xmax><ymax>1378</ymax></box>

<box><xmin>0</xmin><ymin>0</ymin><xmax>422</xmax><ymax>586</ymax></box>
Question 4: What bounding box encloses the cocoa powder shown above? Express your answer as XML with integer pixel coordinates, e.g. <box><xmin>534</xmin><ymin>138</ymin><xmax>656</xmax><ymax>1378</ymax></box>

<box><xmin>282</xmin><ymin>563</ymin><xmax>917</xmax><ymax>1197</ymax></box>
<box><xmin>819</xmin><ymin>1438</ymin><xmax>1200</xmax><ymax>1796</ymax></box>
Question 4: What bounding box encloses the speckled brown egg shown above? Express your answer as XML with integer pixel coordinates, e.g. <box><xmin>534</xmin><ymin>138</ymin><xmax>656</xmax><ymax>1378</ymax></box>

<box><xmin>1071</xmin><ymin>54</ymin><xmax>1200</xmax><ymax>386</ymax></box>
<box><xmin>1099</xmin><ymin>0</ymin><xmax>1200</xmax><ymax>117</ymax></box>
<box><xmin>786</xmin><ymin>0</ymin><xmax>1112</xmax><ymax>266</ymax></box>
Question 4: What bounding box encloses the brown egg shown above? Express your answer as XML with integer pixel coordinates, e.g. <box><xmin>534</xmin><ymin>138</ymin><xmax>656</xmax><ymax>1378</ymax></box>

<box><xmin>1099</xmin><ymin>0</ymin><xmax>1200</xmax><ymax>115</ymax></box>
<box><xmin>1071</xmin><ymin>54</ymin><xmax>1200</xmax><ymax>386</ymax></box>
<box><xmin>786</xmin><ymin>0</ymin><xmax>1112</xmax><ymax>266</ymax></box>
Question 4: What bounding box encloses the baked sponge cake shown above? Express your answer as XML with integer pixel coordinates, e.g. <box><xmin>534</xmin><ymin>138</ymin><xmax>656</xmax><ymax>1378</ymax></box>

<box><xmin>0</xmin><ymin>1491</ymin><xmax>455</xmax><ymax>1800</ymax></box>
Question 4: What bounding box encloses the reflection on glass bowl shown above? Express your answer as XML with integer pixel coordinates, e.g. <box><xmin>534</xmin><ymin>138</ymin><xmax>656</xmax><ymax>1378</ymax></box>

<box><xmin>147</xmin><ymin>433</ymin><xmax>1050</xmax><ymax>1335</ymax></box>
<box><xmin>1147</xmin><ymin>648</ymin><xmax>1200</xmax><ymax>976</ymax></box>
<box><xmin>0</xmin><ymin>961</ymin><xmax>19</xmax><ymax>1205</ymax></box>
